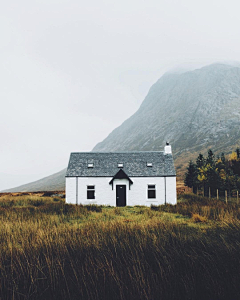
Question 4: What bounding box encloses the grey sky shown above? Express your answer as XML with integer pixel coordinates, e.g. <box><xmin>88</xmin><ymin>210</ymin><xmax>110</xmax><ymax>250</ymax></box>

<box><xmin>1</xmin><ymin>0</ymin><xmax>240</xmax><ymax>190</ymax></box>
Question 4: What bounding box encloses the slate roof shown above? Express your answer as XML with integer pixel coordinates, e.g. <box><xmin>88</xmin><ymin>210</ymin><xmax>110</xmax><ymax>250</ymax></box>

<box><xmin>66</xmin><ymin>152</ymin><xmax>176</xmax><ymax>177</ymax></box>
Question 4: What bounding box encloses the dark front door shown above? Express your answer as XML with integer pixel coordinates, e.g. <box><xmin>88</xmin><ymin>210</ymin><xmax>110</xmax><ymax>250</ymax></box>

<box><xmin>116</xmin><ymin>185</ymin><xmax>126</xmax><ymax>207</ymax></box>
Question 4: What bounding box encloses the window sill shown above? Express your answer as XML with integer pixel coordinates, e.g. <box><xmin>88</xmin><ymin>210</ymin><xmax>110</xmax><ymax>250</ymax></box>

<box><xmin>146</xmin><ymin>200</ymin><xmax>157</xmax><ymax>202</ymax></box>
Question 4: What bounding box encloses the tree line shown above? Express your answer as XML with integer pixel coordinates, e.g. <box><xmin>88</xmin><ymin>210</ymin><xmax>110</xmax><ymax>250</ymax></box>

<box><xmin>184</xmin><ymin>148</ymin><xmax>240</xmax><ymax>196</ymax></box>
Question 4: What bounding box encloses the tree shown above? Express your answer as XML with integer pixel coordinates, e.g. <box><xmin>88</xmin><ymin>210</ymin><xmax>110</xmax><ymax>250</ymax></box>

<box><xmin>221</xmin><ymin>152</ymin><xmax>226</xmax><ymax>164</ymax></box>
<box><xmin>229</xmin><ymin>151</ymin><xmax>240</xmax><ymax>177</ymax></box>
<box><xmin>184</xmin><ymin>161</ymin><xmax>198</xmax><ymax>193</ymax></box>
<box><xmin>206</xmin><ymin>164</ymin><xmax>219</xmax><ymax>196</ymax></box>
<box><xmin>196</xmin><ymin>154</ymin><xmax>205</xmax><ymax>168</ymax></box>
<box><xmin>197</xmin><ymin>165</ymin><xmax>208</xmax><ymax>196</ymax></box>
<box><xmin>185</xmin><ymin>147</ymin><xmax>240</xmax><ymax>198</ymax></box>
<box><xmin>206</xmin><ymin>149</ymin><xmax>215</xmax><ymax>166</ymax></box>
<box><xmin>236</xmin><ymin>148</ymin><xmax>240</xmax><ymax>159</ymax></box>
<box><xmin>224</xmin><ymin>170</ymin><xmax>236</xmax><ymax>194</ymax></box>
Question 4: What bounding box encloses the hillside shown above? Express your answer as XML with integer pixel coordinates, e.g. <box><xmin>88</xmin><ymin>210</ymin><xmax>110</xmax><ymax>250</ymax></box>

<box><xmin>2</xmin><ymin>169</ymin><xmax>66</xmax><ymax>192</ymax></box>
<box><xmin>4</xmin><ymin>63</ymin><xmax>240</xmax><ymax>192</ymax></box>
<box><xmin>94</xmin><ymin>63</ymin><xmax>240</xmax><ymax>175</ymax></box>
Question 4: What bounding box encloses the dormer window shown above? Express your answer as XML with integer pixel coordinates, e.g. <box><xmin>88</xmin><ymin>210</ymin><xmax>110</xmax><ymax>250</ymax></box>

<box><xmin>88</xmin><ymin>163</ymin><xmax>94</xmax><ymax>168</ymax></box>
<box><xmin>147</xmin><ymin>163</ymin><xmax>152</xmax><ymax>167</ymax></box>
<box><xmin>118</xmin><ymin>163</ymin><xmax>123</xmax><ymax>168</ymax></box>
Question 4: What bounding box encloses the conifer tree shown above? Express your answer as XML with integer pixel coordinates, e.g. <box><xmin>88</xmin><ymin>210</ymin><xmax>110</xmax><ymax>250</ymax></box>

<box><xmin>206</xmin><ymin>149</ymin><xmax>215</xmax><ymax>166</ymax></box>
<box><xmin>184</xmin><ymin>161</ymin><xmax>197</xmax><ymax>193</ymax></box>
<box><xmin>236</xmin><ymin>148</ymin><xmax>240</xmax><ymax>159</ymax></box>
<box><xmin>196</xmin><ymin>153</ymin><xmax>205</xmax><ymax>168</ymax></box>
<box><xmin>221</xmin><ymin>152</ymin><xmax>226</xmax><ymax>164</ymax></box>
<box><xmin>185</xmin><ymin>147</ymin><xmax>240</xmax><ymax>197</ymax></box>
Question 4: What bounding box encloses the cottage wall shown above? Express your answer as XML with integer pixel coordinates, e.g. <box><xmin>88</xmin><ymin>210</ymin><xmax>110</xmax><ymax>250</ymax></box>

<box><xmin>166</xmin><ymin>176</ymin><xmax>177</xmax><ymax>205</ymax></box>
<box><xmin>66</xmin><ymin>176</ymin><xmax>177</xmax><ymax>206</ymax></box>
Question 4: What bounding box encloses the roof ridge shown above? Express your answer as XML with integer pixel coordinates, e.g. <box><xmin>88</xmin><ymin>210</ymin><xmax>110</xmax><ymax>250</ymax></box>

<box><xmin>70</xmin><ymin>151</ymin><xmax>165</xmax><ymax>154</ymax></box>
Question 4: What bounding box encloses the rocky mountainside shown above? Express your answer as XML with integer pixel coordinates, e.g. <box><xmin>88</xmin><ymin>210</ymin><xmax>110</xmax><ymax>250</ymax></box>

<box><xmin>93</xmin><ymin>63</ymin><xmax>240</xmax><ymax>175</ymax></box>
<box><xmin>3</xmin><ymin>63</ymin><xmax>240</xmax><ymax>192</ymax></box>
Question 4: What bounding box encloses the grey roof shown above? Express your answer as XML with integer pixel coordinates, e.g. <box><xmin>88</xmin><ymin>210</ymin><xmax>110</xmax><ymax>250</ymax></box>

<box><xmin>66</xmin><ymin>152</ymin><xmax>176</xmax><ymax>177</ymax></box>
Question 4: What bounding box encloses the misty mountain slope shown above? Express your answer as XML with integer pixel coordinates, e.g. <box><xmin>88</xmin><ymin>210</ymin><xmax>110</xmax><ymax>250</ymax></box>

<box><xmin>2</xmin><ymin>169</ymin><xmax>66</xmax><ymax>192</ymax></box>
<box><xmin>93</xmin><ymin>63</ymin><xmax>240</xmax><ymax>173</ymax></box>
<box><xmin>4</xmin><ymin>63</ymin><xmax>240</xmax><ymax>192</ymax></box>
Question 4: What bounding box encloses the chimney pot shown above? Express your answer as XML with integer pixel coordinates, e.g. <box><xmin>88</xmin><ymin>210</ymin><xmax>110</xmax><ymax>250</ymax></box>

<box><xmin>164</xmin><ymin>143</ymin><xmax>172</xmax><ymax>154</ymax></box>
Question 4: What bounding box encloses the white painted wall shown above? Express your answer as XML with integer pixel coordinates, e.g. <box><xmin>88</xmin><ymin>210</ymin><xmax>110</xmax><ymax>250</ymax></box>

<box><xmin>66</xmin><ymin>177</ymin><xmax>76</xmax><ymax>204</ymax></box>
<box><xmin>166</xmin><ymin>176</ymin><xmax>177</xmax><ymax>205</ymax></box>
<box><xmin>66</xmin><ymin>176</ymin><xmax>177</xmax><ymax>206</ymax></box>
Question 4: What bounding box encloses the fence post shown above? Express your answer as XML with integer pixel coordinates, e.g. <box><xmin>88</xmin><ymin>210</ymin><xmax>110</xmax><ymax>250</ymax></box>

<box><xmin>225</xmin><ymin>190</ymin><xmax>228</xmax><ymax>204</ymax></box>
<box><xmin>209</xmin><ymin>187</ymin><xmax>211</xmax><ymax>199</ymax></box>
<box><xmin>237</xmin><ymin>190</ymin><xmax>239</xmax><ymax>205</ymax></box>
<box><xmin>217</xmin><ymin>189</ymin><xmax>219</xmax><ymax>200</ymax></box>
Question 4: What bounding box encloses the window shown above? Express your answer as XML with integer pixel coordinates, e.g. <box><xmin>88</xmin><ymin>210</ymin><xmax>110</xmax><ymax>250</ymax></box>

<box><xmin>88</xmin><ymin>163</ymin><xmax>94</xmax><ymax>168</ymax></box>
<box><xmin>87</xmin><ymin>185</ymin><xmax>95</xmax><ymax>199</ymax></box>
<box><xmin>147</xmin><ymin>163</ymin><xmax>152</xmax><ymax>167</ymax></box>
<box><xmin>148</xmin><ymin>185</ymin><xmax>156</xmax><ymax>199</ymax></box>
<box><xmin>118</xmin><ymin>163</ymin><xmax>123</xmax><ymax>168</ymax></box>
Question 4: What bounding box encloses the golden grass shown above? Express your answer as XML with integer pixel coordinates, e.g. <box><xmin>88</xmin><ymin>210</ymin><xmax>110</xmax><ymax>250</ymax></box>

<box><xmin>0</xmin><ymin>194</ymin><xmax>240</xmax><ymax>300</ymax></box>
<box><xmin>191</xmin><ymin>213</ymin><xmax>208</xmax><ymax>223</ymax></box>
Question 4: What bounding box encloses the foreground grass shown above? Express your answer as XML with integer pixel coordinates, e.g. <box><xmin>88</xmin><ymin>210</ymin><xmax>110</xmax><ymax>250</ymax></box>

<box><xmin>1</xmin><ymin>194</ymin><xmax>240</xmax><ymax>300</ymax></box>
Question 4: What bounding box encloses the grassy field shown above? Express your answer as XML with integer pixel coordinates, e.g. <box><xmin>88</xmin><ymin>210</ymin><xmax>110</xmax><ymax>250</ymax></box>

<box><xmin>1</xmin><ymin>194</ymin><xmax>240</xmax><ymax>300</ymax></box>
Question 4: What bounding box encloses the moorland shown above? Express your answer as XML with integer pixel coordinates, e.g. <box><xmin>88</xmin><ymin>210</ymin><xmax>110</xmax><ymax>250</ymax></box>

<box><xmin>0</xmin><ymin>193</ymin><xmax>240</xmax><ymax>300</ymax></box>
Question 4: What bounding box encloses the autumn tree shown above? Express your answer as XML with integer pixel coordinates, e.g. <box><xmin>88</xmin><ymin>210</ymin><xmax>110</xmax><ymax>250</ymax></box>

<box><xmin>184</xmin><ymin>148</ymin><xmax>240</xmax><ymax>197</ymax></box>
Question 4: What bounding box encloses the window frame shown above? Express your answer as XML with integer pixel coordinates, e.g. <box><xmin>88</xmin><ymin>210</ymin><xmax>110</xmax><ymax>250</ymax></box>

<box><xmin>147</xmin><ymin>184</ymin><xmax>156</xmax><ymax>199</ymax></box>
<box><xmin>87</xmin><ymin>185</ymin><xmax>95</xmax><ymax>199</ymax></box>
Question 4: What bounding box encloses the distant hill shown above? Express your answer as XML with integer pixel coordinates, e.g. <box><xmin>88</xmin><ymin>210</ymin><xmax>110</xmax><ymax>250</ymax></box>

<box><xmin>4</xmin><ymin>63</ymin><xmax>240</xmax><ymax>192</ymax></box>
<box><xmin>2</xmin><ymin>169</ymin><xmax>66</xmax><ymax>192</ymax></box>
<box><xmin>0</xmin><ymin>172</ymin><xmax>46</xmax><ymax>191</ymax></box>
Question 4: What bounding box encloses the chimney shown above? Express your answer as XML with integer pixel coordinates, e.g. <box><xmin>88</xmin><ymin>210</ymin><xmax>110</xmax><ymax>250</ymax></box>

<box><xmin>164</xmin><ymin>142</ymin><xmax>172</xmax><ymax>154</ymax></box>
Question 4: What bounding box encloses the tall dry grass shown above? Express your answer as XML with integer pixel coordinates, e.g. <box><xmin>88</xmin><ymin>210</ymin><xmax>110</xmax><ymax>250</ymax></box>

<box><xmin>0</xmin><ymin>194</ymin><xmax>240</xmax><ymax>300</ymax></box>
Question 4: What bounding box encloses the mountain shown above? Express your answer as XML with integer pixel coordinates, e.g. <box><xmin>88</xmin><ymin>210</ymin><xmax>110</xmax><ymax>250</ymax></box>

<box><xmin>3</xmin><ymin>63</ymin><xmax>240</xmax><ymax>192</ymax></box>
<box><xmin>0</xmin><ymin>172</ymin><xmax>47</xmax><ymax>191</ymax></box>
<box><xmin>2</xmin><ymin>169</ymin><xmax>66</xmax><ymax>192</ymax></box>
<box><xmin>93</xmin><ymin>63</ymin><xmax>240</xmax><ymax>175</ymax></box>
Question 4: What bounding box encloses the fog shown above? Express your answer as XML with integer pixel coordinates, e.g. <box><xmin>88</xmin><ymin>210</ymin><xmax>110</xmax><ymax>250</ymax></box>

<box><xmin>1</xmin><ymin>0</ymin><xmax>240</xmax><ymax>190</ymax></box>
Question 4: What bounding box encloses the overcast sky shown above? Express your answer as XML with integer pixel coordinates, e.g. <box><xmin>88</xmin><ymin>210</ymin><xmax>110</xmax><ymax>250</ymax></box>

<box><xmin>1</xmin><ymin>0</ymin><xmax>240</xmax><ymax>190</ymax></box>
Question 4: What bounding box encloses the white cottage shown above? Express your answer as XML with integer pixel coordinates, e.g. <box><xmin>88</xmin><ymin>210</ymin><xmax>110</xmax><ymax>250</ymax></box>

<box><xmin>65</xmin><ymin>144</ymin><xmax>177</xmax><ymax>206</ymax></box>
